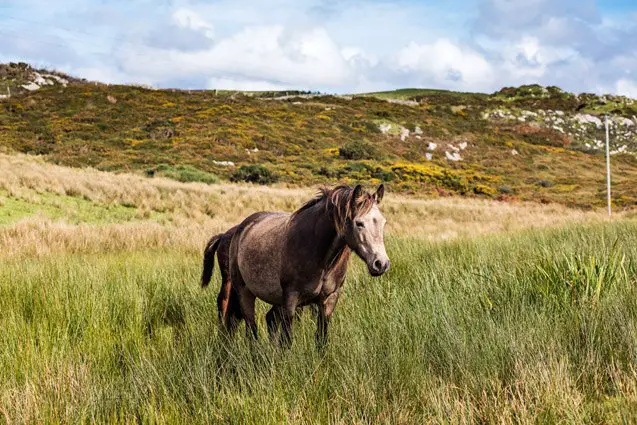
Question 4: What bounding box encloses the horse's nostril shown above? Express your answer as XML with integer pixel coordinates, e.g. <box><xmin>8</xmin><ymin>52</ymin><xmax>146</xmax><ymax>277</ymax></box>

<box><xmin>373</xmin><ymin>259</ymin><xmax>382</xmax><ymax>271</ymax></box>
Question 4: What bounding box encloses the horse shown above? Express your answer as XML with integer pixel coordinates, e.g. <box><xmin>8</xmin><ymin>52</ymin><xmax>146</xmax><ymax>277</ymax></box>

<box><xmin>227</xmin><ymin>184</ymin><xmax>389</xmax><ymax>348</ymax></box>
<box><xmin>201</xmin><ymin>226</ymin><xmax>308</xmax><ymax>340</ymax></box>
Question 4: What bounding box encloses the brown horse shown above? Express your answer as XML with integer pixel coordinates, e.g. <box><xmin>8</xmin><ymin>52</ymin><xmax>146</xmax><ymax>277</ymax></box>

<box><xmin>227</xmin><ymin>184</ymin><xmax>389</xmax><ymax>348</ymax></box>
<box><xmin>201</xmin><ymin>226</ymin><xmax>306</xmax><ymax>339</ymax></box>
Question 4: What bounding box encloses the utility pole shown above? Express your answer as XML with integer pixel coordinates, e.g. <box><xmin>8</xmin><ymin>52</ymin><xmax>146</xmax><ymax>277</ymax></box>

<box><xmin>605</xmin><ymin>115</ymin><xmax>612</xmax><ymax>217</ymax></box>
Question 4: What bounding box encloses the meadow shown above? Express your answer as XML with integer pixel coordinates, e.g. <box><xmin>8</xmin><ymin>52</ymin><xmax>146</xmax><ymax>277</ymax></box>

<box><xmin>1</xmin><ymin>154</ymin><xmax>637</xmax><ymax>423</ymax></box>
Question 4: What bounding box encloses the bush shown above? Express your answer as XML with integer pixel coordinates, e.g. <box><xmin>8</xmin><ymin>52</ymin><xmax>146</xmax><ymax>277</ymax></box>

<box><xmin>474</xmin><ymin>184</ymin><xmax>497</xmax><ymax>197</ymax></box>
<box><xmin>339</xmin><ymin>140</ymin><xmax>378</xmax><ymax>160</ymax></box>
<box><xmin>231</xmin><ymin>165</ymin><xmax>279</xmax><ymax>185</ymax></box>
<box><xmin>498</xmin><ymin>185</ymin><xmax>514</xmax><ymax>194</ymax></box>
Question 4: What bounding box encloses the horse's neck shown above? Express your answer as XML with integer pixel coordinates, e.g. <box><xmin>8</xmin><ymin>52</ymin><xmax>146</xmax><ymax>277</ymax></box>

<box><xmin>290</xmin><ymin>201</ymin><xmax>348</xmax><ymax>271</ymax></box>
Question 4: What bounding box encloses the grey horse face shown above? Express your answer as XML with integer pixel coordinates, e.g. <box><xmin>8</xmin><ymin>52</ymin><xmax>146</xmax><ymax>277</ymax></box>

<box><xmin>346</xmin><ymin>186</ymin><xmax>390</xmax><ymax>277</ymax></box>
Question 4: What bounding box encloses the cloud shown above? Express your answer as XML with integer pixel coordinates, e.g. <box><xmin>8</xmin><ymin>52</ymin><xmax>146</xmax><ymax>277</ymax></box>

<box><xmin>207</xmin><ymin>77</ymin><xmax>292</xmax><ymax>91</ymax></box>
<box><xmin>1</xmin><ymin>0</ymin><xmax>637</xmax><ymax>96</ymax></box>
<box><xmin>145</xmin><ymin>8</ymin><xmax>215</xmax><ymax>52</ymax></box>
<box><xmin>390</xmin><ymin>39</ymin><xmax>494</xmax><ymax>90</ymax></box>
<box><xmin>617</xmin><ymin>79</ymin><xmax>637</xmax><ymax>98</ymax></box>
<box><xmin>118</xmin><ymin>25</ymin><xmax>355</xmax><ymax>90</ymax></box>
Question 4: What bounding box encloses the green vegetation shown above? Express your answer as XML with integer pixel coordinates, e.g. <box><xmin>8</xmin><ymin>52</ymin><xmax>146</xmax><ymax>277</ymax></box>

<box><xmin>2</xmin><ymin>221</ymin><xmax>637</xmax><ymax>422</ymax></box>
<box><xmin>231</xmin><ymin>164</ymin><xmax>279</xmax><ymax>185</ymax></box>
<box><xmin>146</xmin><ymin>163</ymin><xmax>219</xmax><ymax>185</ymax></box>
<box><xmin>2</xmin><ymin>64</ymin><xmax>637</xmax><ymax>208</ymax></box>
<box><xmin>0</xmin><ymin>189</ymin><xmax>162</xmax><ymax>226</ymax></box>
<box><xmin>338</xmin><ymin>139</ymin><xmax>378</xmax><ymax>160</ymax></box>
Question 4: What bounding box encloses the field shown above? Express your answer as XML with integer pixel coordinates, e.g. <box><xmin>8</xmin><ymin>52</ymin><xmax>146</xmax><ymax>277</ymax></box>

<box><xmin>2</xmin><ymin>153</ymin><xmax>637</xmax><ymax>423</ymax></box>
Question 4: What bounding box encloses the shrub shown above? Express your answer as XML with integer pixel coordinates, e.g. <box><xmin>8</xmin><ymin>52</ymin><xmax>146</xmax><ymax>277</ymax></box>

<box><xmin>474</xmin><ymin>184</ymin><xmax>497</xmax><ymax>197</ymax></box>
<box><xmin>231</xmin><ymin>165</ymin><xmax>279</xmax><ymax>185</ymax></box>
<box><xmin>498</xmin><ymin>185</ymin><xmax>514</xmax><ymax>194</ymax></box>
<box><xmin>339</xmin><ymin>140</ymin><xmax>378</xmax><ymax>160</ymax></box>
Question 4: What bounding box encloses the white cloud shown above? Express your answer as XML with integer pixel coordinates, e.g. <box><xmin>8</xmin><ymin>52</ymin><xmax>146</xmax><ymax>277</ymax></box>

<box><xmin>207</xmin><ymin>77</ymin><xmax>292</xmax><ymax>91</ymax></box>
<box><xmin>392</xmin><ymin>39</ymin><xmax>494</xmax><ymax>90</ymax></box>
<box><xmin>617</xmin><ymin>79</ymin><xmax>637</xmax><ymax>98</ymax></box>
<box><xmin>172</xmin><ymin>8</ymin><xmax>214</xmax><ymax>39</ymax></box>
<box><xmin>119</xmin><ymin>25</ymin><xmax>354</xmax><ymax>89</ymax></box>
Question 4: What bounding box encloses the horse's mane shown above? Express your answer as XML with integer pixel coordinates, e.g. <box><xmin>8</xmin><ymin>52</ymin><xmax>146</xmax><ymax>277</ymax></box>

<box><xmin>292</xmin><ymin>185</ymin><xmax>376</xmax><ymax>233</ymax></box>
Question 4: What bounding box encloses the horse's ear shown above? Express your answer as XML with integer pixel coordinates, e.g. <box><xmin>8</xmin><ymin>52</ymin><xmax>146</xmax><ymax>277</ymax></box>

<box><xmin>374</xmin><ymin>184</ymin><xmax>385</xmax><ymax>204</ymax></box>
<box><xmin>350</xmin><ymin>184</ymin><xmax>364</xmax><ymax>212</ymax></box>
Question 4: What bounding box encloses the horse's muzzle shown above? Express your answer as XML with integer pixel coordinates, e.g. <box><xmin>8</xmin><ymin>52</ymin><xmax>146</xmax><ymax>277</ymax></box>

<box><xmin>369</xmin><ymin>259</ymin><xmax>390</xmax><ymax>276</ymax></box>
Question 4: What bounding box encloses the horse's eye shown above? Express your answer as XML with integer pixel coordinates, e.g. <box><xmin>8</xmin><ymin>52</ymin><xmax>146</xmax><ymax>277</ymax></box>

<box><xmin>355</xmin><ymin>221</ymin><xmax>365</xmax><ymax>228</ymax></box>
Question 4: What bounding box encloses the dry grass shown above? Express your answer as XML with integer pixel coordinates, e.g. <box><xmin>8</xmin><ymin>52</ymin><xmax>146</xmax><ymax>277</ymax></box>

<box><xmin>0</xmin><ymin>152</ymin><xmax>618</xmax><ymax>258</ymax></box>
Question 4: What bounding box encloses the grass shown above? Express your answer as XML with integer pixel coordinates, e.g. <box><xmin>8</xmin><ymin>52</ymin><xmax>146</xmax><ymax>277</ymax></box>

<box><xmin>147</xmin><ymin>164</ymin><xmax>219</xmax><ymax>185</ymax></box>
<box><xmin>1</xmin><ymin>153</ymin><xmax>637</xmax><ymax>422</ymax></box>
<box><xmin>2</xmin><ymin>220</ymin><xmax>637</xmax><ymax>423</ymax></box>
<box><xmin>0</xmin><ymin>189</ymin><xmax>158</xmax><ymax>225</ymax></box>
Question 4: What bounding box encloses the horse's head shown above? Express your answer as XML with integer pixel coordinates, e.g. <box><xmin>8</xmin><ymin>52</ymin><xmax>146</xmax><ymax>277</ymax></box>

<box><xmin>344</xmin><ymin>184</ymin><xmax>390</xmax><ymax>277</ymax></box>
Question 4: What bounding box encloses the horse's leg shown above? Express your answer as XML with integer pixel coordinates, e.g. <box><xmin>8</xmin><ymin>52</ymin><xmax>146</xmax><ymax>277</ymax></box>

<box><xmin>280</xmin><ymin>291</ymin><xmax>300</xmax><ymax>348</ymax></box>
<box><xmin>316</xmin><ymin>292</ymin><xmax>340</xmax><ymax>351</ymax></box>
<box><xmin>216</xmin><ymin>277</ymin><xmax>233</xmax><ymax>331</ymax></box>
<box><xmin>266</xmin><ymin>306</ymin><xmax>283</xmax><ymax>343</ymax></box>
<box><xmin>237</xmin><ymin>287</ymin><xmax>258</xmax><ymax>340</ymax></box>
<box><xmin>224</xmin><ymin>287</ymin><xmax>243</xmax><ymax>337</ymax></box>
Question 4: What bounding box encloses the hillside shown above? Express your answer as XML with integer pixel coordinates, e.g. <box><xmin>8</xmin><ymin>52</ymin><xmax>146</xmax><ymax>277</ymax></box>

<box><xmin>1</xmin><ymin>63</ymin><xmax>637</xmax><ymax>208</ymax></box>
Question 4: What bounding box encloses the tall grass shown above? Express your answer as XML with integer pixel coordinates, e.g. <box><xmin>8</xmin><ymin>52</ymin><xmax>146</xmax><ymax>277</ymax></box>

<box><xmin>2</xmin><ymin>221</ymin><xmax>637</xmax><ymax>423</ymax></box>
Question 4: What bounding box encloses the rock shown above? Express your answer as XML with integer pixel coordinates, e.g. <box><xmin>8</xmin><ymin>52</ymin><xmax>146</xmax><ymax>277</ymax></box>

<box><xmin>32</xmin><ymin>72</ymin><xmax>54</xmax><ymax>86</ymax></box>
<box><xmin>107</xmin><ymin>95</ymin><xmax>117</xmax><ymax>104</ymax></box>
<box><xmin>400</xmin><ymin>128</ymin><xmax>410</xmax><ymax>141</ymax></box>
<box><xmin>428</xmin><ymin>143</ymin><xmax>437</xmax><ymax>151</ymax></box>
<box><xmin>43</xmin><ymin>74</ymin><xmax>69</xmax><ymax>86</ymax></box>
<box><xmin>617</xmin><ymin>118</ymin><xmax>634</xmax><ymax>127</ymax></box>
<box><xmin>574</xmin><ymin>114</ymin><xmax>603</xmax><ymax>128</ymax></box>
<box><xmin>445</xmin><ymin>151</ymin><xmax>462</xmax><ymax>162</ymax></box>
<box><xmin>414</xmin><ymin>126</ymin><xmax>423</xmax><ymax>135</ymax></box>
<box><xmin>458</xmin><ymin>142</ymin><xmax>468</xmax><ymax>150</ymax></box>
<box><xmin>213</xmin><ymin>160</ymin><xmax>235</xmax><ymax>167</ymax></box>
<box><xmin>21</xmin><ymin>82</ymin><xmax>40</xmax><ymax>91</ymax></box>
<box><xmin>387</xmin><ymin>99</ymin><xmax>419</xmax><ymax>107</ymax></box>
<box><xmin>425</xmin><ymin>153</ymin><xmax>433</xmax><ymax>161</ymax></box>
<box><xmin>379</xmin><ymin>123</ymin><xmax>392</xmax><ymax>134</ymax></box>
<box><xmin>511</xmin><ymin>149</ymin><xmax>519</xmax><ymax>156</ymax></box>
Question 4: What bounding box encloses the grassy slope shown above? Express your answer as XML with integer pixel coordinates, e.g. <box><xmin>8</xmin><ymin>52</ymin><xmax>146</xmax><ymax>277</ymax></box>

<box><xmin>2</xmin><ymin>221</ymin><xmax>637</xmax><ymax>423</ymax></box>
<box><xmin>0</xmin><ymin>152</ymin><xmax>614</xmax><ymax>254</ymax></box>
<box><xmin>2</xmin><ymin>71</ymin><xmax>637</xmax><ymax>208</ymax></box>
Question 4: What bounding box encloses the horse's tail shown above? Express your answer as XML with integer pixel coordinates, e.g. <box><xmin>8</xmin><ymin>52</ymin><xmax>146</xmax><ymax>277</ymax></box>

<box><xmin>201</xmin><ymin>234</ymin><xmax>223</xmax><ymax>288</ymax></box>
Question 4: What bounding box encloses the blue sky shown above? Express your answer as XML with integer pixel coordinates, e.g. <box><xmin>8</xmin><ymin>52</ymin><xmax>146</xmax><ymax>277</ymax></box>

<box><xmin>1</xmin><ymin>0</ymin><xmax>636</xmax><ymax>95</ymax></box>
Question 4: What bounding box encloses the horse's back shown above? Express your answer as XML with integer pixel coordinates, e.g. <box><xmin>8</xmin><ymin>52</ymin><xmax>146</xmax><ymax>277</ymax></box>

<box><xmin>233</xmin><ymin>212</ymin><xmax>290</xmax><ymax>305</ymax></box>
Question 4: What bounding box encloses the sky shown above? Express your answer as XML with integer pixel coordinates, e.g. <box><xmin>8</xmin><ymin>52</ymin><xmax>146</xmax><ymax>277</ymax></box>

<box><xmin>1</xmin><ymin>0</ymin><xmax>636</xmax><ymax>95</ymax></box>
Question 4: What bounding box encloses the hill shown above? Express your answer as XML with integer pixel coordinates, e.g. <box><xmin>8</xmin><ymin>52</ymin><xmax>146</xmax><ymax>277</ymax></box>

<box><xmin>1</xmin><ymin>63</ymin><xmax>637</xmax><ymax>208</ymax></box>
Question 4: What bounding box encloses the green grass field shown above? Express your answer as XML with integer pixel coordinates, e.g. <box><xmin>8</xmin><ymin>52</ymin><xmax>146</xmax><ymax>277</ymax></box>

<box><xmin>2</xmin><ymin>220</ymin><xmax>637</xmax><ymax>423</ymax></box>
